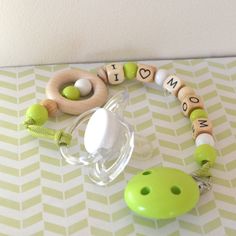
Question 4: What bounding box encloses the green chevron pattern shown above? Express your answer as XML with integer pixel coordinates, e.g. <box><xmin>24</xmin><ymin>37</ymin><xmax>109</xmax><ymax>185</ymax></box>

<box><xmin>0</xmin><ymin>58</ymin><xmax>236</xmax><ymax>235</ymax></box>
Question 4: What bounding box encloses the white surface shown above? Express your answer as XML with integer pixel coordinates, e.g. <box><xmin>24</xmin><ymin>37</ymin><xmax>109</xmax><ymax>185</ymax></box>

<box><xmin>1</xmin><ymin>0</ymin><xmax>236</xmax><ymax>67</ymax></box>
<box><xmin>84</xmin><ymin>108</ymin><xmax>120</xmax><ymax>154</ymax></box>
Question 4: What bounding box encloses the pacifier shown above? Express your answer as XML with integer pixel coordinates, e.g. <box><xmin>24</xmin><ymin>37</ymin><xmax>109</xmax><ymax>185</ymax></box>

<box><xmin>60</xmin><ymin>90</ymin><xmax>152</xmax><ymax>185</ymax></box>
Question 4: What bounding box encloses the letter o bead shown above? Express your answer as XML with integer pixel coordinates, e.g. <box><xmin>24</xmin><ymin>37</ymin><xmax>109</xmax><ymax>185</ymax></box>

<box><xmin>177</xmin><ymin>86</ymin><xmax>196</xmax><ymax>102</ymax></box>
<box><xmin>181</xmin><ymin>95</ymin><xmax>204</xmax><ymax>117</ymax></box>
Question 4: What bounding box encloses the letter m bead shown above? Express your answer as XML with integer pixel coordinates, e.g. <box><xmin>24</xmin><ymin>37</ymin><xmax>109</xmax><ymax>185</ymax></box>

<box><xmin>163</xmin><ymin>75</ymin><xmax>185</xmax><ymax>96</ymax></box>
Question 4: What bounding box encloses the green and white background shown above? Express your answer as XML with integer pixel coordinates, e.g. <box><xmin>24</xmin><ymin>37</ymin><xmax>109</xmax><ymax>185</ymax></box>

<box><xmin>0</xmin><ymin>58</ymin><xmax>236</xmax><ymax>236</ymax></box>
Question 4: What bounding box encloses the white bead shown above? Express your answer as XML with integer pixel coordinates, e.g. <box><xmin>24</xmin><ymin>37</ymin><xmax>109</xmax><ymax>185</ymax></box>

<box><xmin>74</xmin><ymin>78</ymin><xmax>92</xmax><ymax>96</ymax></box>
<box><xmin>84</xmin><ymin>108</ymin><xmax>121</xmax><ymax>154</ymax></box>
<box><xmin>154</xmin><ymin>69</ymin><xmax>169</xmax><ymax>87</ymax></box>
<box><xmin>195</xmin><ymin>133</ymin><xmax>215</xmax><ymax>147</ymax></box>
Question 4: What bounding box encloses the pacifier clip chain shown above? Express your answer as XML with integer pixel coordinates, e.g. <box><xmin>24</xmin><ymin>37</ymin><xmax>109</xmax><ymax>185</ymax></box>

<box><xmin>23</xmin><ymin>61</ymin><xmax>217</xmax><ymax>219</ymax></box>
<box><xmin>97</xmin><ymin>62</ymin><xmax>216</xmax><ymax>175</ymax></box>
<box><xmin>23</xmin><ymin>117</ymin><xmax>72</xmax><ymax>146</ymax></box>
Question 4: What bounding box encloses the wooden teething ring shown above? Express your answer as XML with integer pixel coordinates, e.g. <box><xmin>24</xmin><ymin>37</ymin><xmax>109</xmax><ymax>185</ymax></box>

<box><xmin>46</xmin><ymin>69</ymin><xmax>108</xmax><ymax>115</ymax></box>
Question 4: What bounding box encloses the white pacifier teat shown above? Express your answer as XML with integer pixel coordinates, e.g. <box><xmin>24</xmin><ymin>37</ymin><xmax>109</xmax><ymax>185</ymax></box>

<box><xmin>84</xmin><ymin>108</ymin><xmax>121</xmax><ymax>154</ymax></box>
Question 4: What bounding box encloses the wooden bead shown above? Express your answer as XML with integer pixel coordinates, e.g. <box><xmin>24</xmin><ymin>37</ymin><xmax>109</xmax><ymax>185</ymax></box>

<box><xmin>177</xmin><ymin>86</ymin><xmax>195</xmax><ymax>102</ymax></box>
<box><xmin>40</xmin><ymin>99</ymin><xmax>58</xmax><ymax>117</ymax></box>
<box><xmin>192</xmin><ymin>118</ymin><xmax>213</xmax><ymax>140</ymax></box>
<box><xmin>181</xmin><ymin>95</ymin><xmax>204</xmax><ymax>117</ymax></box>
<box><xmin>105</xmin><ymin>63</ymin><xmax>125</xmax><ymax>85</ymax></box>
<box><xmin>97</xmin><ymin>66</ymin><xmax>108</xmax><ymax>84</ymax></box>
<box><xmin>136</xmin><ymin>64</ymin><xmax>156</xmax><ymax>83</ymax></box>
<box><xmin>163</xmin><ymin>75</ymin><xmax>185</xmax><ymax>96</ymax></box>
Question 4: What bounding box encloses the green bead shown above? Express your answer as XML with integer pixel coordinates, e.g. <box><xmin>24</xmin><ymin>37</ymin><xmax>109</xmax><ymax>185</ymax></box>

<box><xmin>124</xmin><ymin>167</ymin><xmax>199</xmax><ymax>219</ymax></box>
<box><xmin>62</xmin><ymin>86</ymin><xmax>80</xmax><ymax>100</ymax></box>
<box><xmin>26</xmin><ymin>104</ymin><xmax>48</xmax><ymax>125</ymax></box>
<box><xmin>123</xmin><ymin>62</ymin><xmax>138</xmax><ymax>80</ymax></box>
<box><xmin>190</xmin><ymin>109</ymin><xmax>208</xmax><ymax>122</ymax></box>
<box><xmin>194</xmin><ymin>144</ymin><xmax>217</xmax><ymax>166</ymax></box>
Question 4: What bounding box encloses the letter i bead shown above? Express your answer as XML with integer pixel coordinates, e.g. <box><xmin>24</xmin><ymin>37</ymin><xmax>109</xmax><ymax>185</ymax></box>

<box><xmin>181</xmin><ymin>95</ymin><xmax>204</xmax><ymax>117</ymax></box>
<box><xmin>105</xmin><ymin>63</ymin><xmax>125</xmax><ymax>85</ymax></box>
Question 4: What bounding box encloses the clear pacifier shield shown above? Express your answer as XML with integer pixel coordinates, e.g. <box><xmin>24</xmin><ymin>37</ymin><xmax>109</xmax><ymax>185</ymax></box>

<box><xmin>59</xmin><ymin>91</ymin><xmax>135</xmax><ymax>185</ymax></box>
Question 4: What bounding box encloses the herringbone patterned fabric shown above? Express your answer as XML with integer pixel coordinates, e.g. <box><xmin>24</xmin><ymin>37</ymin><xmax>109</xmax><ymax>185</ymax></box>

<box><xmin>0</xmin><ymin>58</ymin><xmax>236</xmax><ymax>235</ymax></box>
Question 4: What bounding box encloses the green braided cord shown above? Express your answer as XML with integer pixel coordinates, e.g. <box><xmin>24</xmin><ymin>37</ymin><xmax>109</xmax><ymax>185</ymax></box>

<box><xmin>193</xmin><ymin>161</ymin><xmax>211</xmax><ymax>178</ymax></box>
<box><xmin>24</xmin><ymin>117</ymin><xmax>35</xmax><ymax>126</ymax></box>
<box><xmin>24</xmin><ymin>118</ymin><xmax>71</xmax><ymax>146</ymax></box>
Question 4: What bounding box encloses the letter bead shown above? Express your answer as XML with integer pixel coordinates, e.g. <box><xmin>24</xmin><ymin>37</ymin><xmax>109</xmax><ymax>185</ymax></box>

<box><xmin>181</xmin><ymin>95</ymin><xmax>204</xmax><ymax>117</ymax></box>
<box><xmin>177</xmin><ymin>86</ymin><xmax>196</xmax><ymax>102</ymax></box>
<box><xmin>97</xmin><ymin>66</ymin><xmax>108</xmax><ymax>84</ymax></box>
<box><xmin>105</xmin><ymin>63</ymin><xmax>125</xmax><ymax>85</ymax></box>
<box><xmin>136</xmin><ymin>64</ymin><xmax>156</xmax><ymax>83</ymax></box>
<box><xmin>192</xmin><ymin>118</ymin><xmax>213</xmax><ymax>140</ymax></box>
<box><xmin>163</xmin><ymin>75</ymin><xmax>185</xmax><ymax>97</ymax></box>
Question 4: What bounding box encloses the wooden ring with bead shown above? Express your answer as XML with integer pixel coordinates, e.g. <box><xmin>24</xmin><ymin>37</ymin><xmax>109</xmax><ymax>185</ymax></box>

<box><xmin>45</xmin><ymin>69</ymin><xmax>108</xmax><ymax>115</ymax></box>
